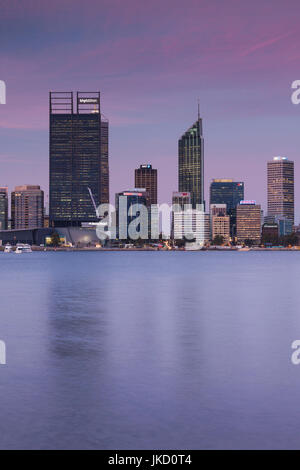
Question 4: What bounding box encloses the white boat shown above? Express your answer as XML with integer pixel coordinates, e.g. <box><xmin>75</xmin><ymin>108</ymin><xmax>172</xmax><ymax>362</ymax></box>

<box><xmin>4</xmin><ymin>244</ymin><xmax>13</xmax><ymax>253</ymax></box>
<box><xmin>238</xmin><ymin>246</ymin><xmax>250</xmax><ymax>252</ymax></box>
<box><xmin>185</xmin><ymin>242</ymin><xmax>203</xmax><ymax>251</ymax></box>
<box><xmin>15</xmin><ymin>243</ymin><xmax>32</xmax><ymax>254</ymax></box>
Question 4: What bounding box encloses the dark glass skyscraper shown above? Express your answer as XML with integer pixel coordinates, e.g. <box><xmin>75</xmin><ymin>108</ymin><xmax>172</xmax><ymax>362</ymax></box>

<box><xmin>49</xmin><ymin>92</ymin><xmax>109</xmax><ymax>227</ymax></box>
<box><xmin>210</xmin><ymin>179</ymin><xmax>244</xmax><ymax>237</ymax></box>
<box><xmin>178</xmin><ymin>110</ymin><xmax>204</xmax><ymax>209</ymax></box>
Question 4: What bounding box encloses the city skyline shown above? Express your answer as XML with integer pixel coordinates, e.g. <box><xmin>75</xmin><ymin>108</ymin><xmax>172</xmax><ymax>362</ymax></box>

<box><xmin>1</xmin><ymin>1</ymin><xmax>300</xmax><ymax>216</ymax></box>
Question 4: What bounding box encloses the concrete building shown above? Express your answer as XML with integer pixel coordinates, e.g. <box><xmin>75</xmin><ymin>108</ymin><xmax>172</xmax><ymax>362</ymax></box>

<box><xmin>236</xmin><ymin>201</ymin><xmax>261</xmax><ymax>245</ymax></box>
<box><xmin>173</xmin><ymin>208</ymin><xmax>210</xmax><ymax>246</ymax></box>
<box><xmin>11</xmin><ymin>185</ymin><xmax>44</xmax><ymax>229</ymax></box>
<box><xmin>267</xmin><ymin>156</ymin><xmax>294</xmax><ymax>223</ymax></box>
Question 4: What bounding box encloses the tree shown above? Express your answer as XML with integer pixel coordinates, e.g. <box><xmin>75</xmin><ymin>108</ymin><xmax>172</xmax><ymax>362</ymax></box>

<box><xmin>279</xmin><ymin>232</ymin><xmax>299</xmax><ymax>247</ymax></box>
<box><xmin>244</xmin><ymin>238</ymin><xmax>254</xmax><ymax>247</ymax></box>
<box><xmin>212</xmin><ymin>235</ymin><xmax>224</xmax><ymax>246</ymax></box>
<box><xmin>50</xmin><ymin>231</ymin><xmax>61</xmax><ymax>247</ymax></box>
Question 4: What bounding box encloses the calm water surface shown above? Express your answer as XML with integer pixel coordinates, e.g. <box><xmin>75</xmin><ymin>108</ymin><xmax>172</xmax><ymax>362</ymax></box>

<box><xmin>0</xmin><ymin>251</ymin><xmax>300</xmax><ymax>449</ymax></box>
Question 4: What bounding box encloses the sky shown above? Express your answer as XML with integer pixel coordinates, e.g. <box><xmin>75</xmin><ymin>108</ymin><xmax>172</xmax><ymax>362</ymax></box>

<box><xmin>0</xmin><ymin>0</ymin><xmax>300</xmax><ymax>217</ymax></box>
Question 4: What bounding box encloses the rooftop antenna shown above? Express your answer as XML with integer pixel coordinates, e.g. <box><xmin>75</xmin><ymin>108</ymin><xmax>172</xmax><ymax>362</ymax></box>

<box><xmin>197</xmin><ymin>99</ymin><xmax>200</xmax><ymax>119</ymax></box>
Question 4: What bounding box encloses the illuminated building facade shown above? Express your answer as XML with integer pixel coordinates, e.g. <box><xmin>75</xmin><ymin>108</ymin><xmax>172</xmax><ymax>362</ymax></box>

<box><xmin>11</xmin><ymin>185</ymin><xmax>44</xmax><ymax>229</ymax></box>
<box><xmin>49</xmin><ymin>92</ymin><xmax>109</xmax><ymax>227</ymax></box>
<box><xmin>210</xmin><ymin>204</ymin><xmax>230</xmax><ymax>243</ymax></box>
<box><xmin>236</xmin><ymin>201</ymin><xmax>261</xmax><ymax>244</ymax></box>
<box><xmin>267</xmin><ymin>157</ymin><xmax>294</xmax><ymax>223</ymax></box>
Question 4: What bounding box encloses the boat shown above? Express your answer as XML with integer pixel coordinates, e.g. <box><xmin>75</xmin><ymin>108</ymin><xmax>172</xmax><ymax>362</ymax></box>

<box><xmin>15</xmin><ymin>243</ymin><xmax>32</xmax><ymax>254</ymax></box>
<box><xmin>4</xmin><ymin>244</ymin><xmax>13</xmax><ymax>253</ymax></box>
<box><xmin>238</xmin><ymin>246</ymin><xmax>250</xmax><ymax>252</ymax></box>
<box><xmin>185</xmin><ymin>242</ymin><xmax>204</xmax><ymax>251</ymax></box>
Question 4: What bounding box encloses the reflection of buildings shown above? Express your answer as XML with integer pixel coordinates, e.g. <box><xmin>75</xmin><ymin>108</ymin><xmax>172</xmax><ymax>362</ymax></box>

<box><xmin>11</xmin><ymin>185</ymin><xmax>44</xmax><ymax>229</ymax></box>
<box><xmin>267</xmin><ymin>157</ymin><xmax>294</xmax><ymax>223</ymax></box>
<box><xmin>135</xmin><ymin>164</ymin><xmax>157</xmax><ymax>205</ymax></box>
<box><xmin>210</xmin><ymin>179</ymin><xmax>244</xmax><ymax>238</ymax></box>
<box><xmin>49</xmin><ymin>91</ymin><xmax>109</xmax><ymax>227</ymax></box>
<box><xmin>236</xmin><ymin>201</ymin><xmax>261</xmax><ymax>244</ymax></box>
<box><xmin>0</xmin><ymin>187</ymin><xmax>8</xmax><ymax>230</ymax></box>
<box><xmin>178</xmin><ymin>110</ymin><xmax>204</xmax><ymax>209</ymax></box>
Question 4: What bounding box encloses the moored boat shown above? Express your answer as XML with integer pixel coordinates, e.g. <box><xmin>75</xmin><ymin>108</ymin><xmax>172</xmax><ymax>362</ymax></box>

<box><xmin>4</xmin><ymin>244</ymin><xmax>13</xmax><ymax>253</ymax></box>
<box><xmin>15</xmin><ymin>243</ymin><xmax>32</xmax><ymax>254</ymax></box>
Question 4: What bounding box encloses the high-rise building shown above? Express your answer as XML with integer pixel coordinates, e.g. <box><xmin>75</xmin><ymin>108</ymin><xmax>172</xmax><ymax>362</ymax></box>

<box><xmin>0</xmin><ymin>187</ymin><xmax>8</xmax><ymax>230</ymax></box>
<box><xmin>236</xmin><ymin>201</ymin><xmax>261</xmax><ymax>245</ymax></box>
<box><xmin>49</xmin><ymin>91</ymin><xmax>109</xmax><ymax>227</ymax></box>
<box><xmin>11</xmin><ymin>185</ymin><xmax>44</xmax><ymax>229</ymax></box>
<box><xmin>135</xmin><ymin>165</ymin><xmax>157</xmax><ymax>206</ymax></box>
<box><xmin>178</xmin><ymin>108</ymin><xmax>204</xmax><ymax>209</ymax></box>
<box><xmin>267</xmin><ymin>157</ymin><xmax>294</xmax><ymax>223</ymax></box>
<box><xmin>210</xmin><ymin>179</ymin><xmax>244</xmax><ymax>237</ymax></box>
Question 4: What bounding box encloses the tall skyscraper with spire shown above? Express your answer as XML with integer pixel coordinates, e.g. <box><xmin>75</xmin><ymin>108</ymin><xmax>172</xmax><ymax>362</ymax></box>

<box><xmin>178</xmin><ymin>104</ymin><xmax>204</xmax><ymax>209</ymax></box>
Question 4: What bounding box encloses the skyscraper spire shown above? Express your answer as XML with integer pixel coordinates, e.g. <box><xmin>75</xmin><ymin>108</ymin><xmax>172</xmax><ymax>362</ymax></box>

<box><xmin>197</xmin><ymin>99</ymin><xmax>200</xmax><ymax>120</ymax></box>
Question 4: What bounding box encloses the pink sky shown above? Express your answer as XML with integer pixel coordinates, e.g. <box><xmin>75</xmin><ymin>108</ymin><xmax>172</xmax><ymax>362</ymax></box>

<box><xmin>0</xmin><ymin>0</ymin><xmax>300</xmax><ymax>216</ymax></box>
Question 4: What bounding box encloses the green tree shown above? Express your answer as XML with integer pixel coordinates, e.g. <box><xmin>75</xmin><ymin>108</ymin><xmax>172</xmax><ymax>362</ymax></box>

<box><xmin>50</xmin><ymin>231</ymin><xmax>61</xmax><ymax>247</ymax></box>
<box><xmin>279</xmin><ymin>232</ymin><xmax>298</xmax><ymax>247</ymax></box>
<box><xmin>212</xmin><ymin>235</ymin><xmax>224</xmax><ymax>245</ymax></box>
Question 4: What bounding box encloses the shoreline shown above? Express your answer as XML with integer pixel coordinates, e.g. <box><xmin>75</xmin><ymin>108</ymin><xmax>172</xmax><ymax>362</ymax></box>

<box><xmin>1</xmin><ymin>246</ymin><xmax>299</xmax><ymax>252</ymax></box>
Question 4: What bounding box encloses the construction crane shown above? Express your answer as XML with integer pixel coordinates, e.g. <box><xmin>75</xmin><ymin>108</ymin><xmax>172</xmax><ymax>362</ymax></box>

<box><xmin>87</xmin><ymin>187</ymin><xmax>100</xmax><ymax>218</ymax></box>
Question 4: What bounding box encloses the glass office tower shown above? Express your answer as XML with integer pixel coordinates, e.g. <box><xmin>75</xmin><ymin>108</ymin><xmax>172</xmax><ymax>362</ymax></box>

<box><xmin>178</xmin><ymin>111</ymin><xmax>204</xmax><ymax>209</ymax></box>
<box><xmin>49</xmin><ymin>92</ymin><xmax>109</xmax><ymax>227</ymax></box>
